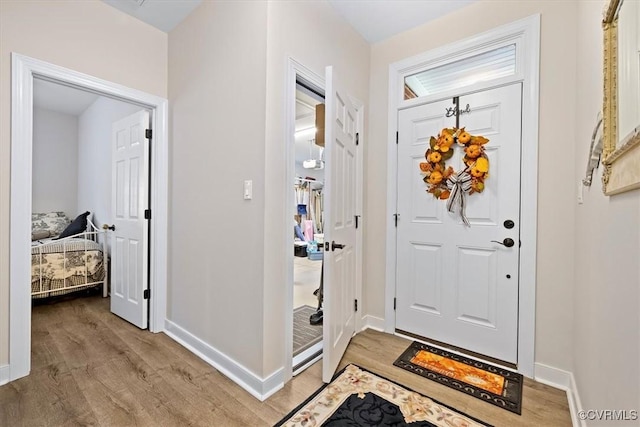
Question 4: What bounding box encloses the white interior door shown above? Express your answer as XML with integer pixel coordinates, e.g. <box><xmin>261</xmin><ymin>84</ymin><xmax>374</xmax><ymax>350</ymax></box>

<box><xmin>322</xmin><ymin>66</ymin><xmax>358</xmax><ymax>383</ymax></box>
<box><xmin>396</xmin><ymin>84</ymin><xmax>522</xmax><ymax>364</ymax></box>
<box><xmin>110</xmin><ymin>110</ymin><xmax>150</xmax><ymax>329</ymax></box>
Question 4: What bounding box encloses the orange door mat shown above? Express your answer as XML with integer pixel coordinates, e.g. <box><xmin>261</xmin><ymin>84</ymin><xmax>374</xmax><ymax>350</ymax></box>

<box><xmin>394</xmin><ymin>341</ymin><xmax>523</xmax><ymax>415</ymax></box>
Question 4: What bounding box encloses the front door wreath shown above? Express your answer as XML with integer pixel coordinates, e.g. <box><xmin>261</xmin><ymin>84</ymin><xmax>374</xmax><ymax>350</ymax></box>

<box><xmin>419</xmin><ymin>127</ymin><xmax>490</xmax><ymax>227</ymax></box>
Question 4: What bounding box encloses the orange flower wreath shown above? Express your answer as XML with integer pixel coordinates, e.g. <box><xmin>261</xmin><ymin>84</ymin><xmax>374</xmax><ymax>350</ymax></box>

<box><xmin>419</xmin><ymin>127</ymin><xmax>490</xmax><ymax>226</ymax></box>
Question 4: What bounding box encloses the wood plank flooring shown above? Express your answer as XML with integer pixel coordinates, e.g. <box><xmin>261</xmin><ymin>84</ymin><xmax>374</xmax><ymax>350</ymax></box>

<box><xmin>0</xmin><ymin>295</ymin><xmax>571</xmax><ymax>426</ymax></box>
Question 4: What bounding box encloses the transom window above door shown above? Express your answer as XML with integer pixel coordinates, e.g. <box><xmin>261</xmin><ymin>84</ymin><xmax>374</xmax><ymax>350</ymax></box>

<box><xmin>404</xmin><ymin>44</ymin><xmax>516</xmax><ymax>99</ymax></box>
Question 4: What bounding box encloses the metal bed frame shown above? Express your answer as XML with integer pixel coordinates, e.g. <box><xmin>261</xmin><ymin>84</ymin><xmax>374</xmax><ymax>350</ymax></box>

<box><xmin>31</xmin><ymin>217</ymin><xmax>108</xmax><ymax>298</ymax></box>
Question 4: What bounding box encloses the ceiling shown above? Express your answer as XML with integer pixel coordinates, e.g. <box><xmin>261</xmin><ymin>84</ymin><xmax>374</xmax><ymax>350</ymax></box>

<box><xmin>295</xmin><ymin>90</ymin><xmax>323</xmax><ymax>169</ymax></box>
<box><xmin>327</xmin><ymin>0</ymin><xmax>476</xmax><ymax>43</ymax></box>
<box><xmin>33</xmin><ymin>79</ymin><xmax>99</xmax><ymax>116</ymax></box>
<box><xmin>101</xmin><ymin>0</ymin><xmax>475</xmax><ymax>42</ymax></box>
<box><xmin>101</xmin><ymin>0</ymin><xmax>202</xmax><ymax>32</ymax></box>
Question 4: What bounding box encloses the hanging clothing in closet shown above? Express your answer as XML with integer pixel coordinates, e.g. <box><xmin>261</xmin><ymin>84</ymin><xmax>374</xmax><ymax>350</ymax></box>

<box><xmin>310</xmin><ymin>190</ymin><xmax>323</xmax><ymax>233</ymax></box>
<box><xmin>294</xmin><ymin>179</ymin><xmax>323</xmax><ymax>237</ymax></box>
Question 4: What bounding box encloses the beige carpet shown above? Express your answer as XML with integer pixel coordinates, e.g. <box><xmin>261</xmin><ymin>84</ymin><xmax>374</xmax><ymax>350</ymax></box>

<box><xmin>293</xmin><ymin>305</ymin><xmax>323</xmax><ymax>356</ymax></box>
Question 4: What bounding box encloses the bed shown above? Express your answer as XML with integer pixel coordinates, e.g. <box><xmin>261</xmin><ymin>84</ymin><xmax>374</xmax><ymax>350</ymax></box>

<box><xmin>31</xmin><ymin>212</ymin><xmax>108</xmax><ymax>299</ymax></box>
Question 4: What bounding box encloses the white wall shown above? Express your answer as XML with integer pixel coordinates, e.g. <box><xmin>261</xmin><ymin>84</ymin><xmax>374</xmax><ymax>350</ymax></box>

<box><xmin>573</xmin><ymin>1</ymin><xmax>640</xmax><ymax>423</ymax></box>
<box><xmin>77</xmin><ymin>97</ymin><xmax>143</xmax><ymax>228</ymax></box>
<box><xmin>0</xmin><ymin>0</ymin><xmax>167</xmax><ymax>367</ymax></box>
<box><xmin>32</xmin><ymin>107</ymin><xmax>78</xmax><ymax>216</ymax></box>
<box><xmin>168</xmin><ymin>0</ymin><xmax>369</xmax><ymax>383</ymax></box>
<box><xmin>168</xmin><ymin>0</ymin><xmax>269</xmax><ymax>378</ymax></box>
<box><xmin>367</xmin><ymin>0</ymin><xmax>578</xmax><ymax>373</ymax></box>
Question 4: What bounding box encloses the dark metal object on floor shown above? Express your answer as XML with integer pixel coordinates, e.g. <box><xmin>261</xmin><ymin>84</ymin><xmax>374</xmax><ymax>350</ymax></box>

<box><xmin>310</xmin><ymin>259</ymin><xmax>324</xmax><ymax>325</ymax></box>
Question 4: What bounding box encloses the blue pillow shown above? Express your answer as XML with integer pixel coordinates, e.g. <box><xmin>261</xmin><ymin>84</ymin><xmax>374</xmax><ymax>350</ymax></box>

<box><xmin>56</xmin><ymin>211</ymin><xmax>90</xmax><ymax>239</ymax></box>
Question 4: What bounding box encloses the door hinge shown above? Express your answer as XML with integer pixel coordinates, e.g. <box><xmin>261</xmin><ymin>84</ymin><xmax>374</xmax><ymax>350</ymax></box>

<box><xmin>396</xmin><ymin>131</ymin><xmax>399</xmax><ymax>144</ymax></box>
<box><xmin>354</xmin><ymin>299</ymin><xmax>358</xmax><ymax>312</ymax></box>
<box><xmin>356</xmin><ymin>132</ymin><xmax>359</xmax><ymax>146</ymax></box>
<box><xmin>145</xmin><ymin>129</ymin><xmax>152</xmax><ymax>139</ymax></box>
<box><xmin>143</xmin><ymin>289</ymin><xmax>150</xmax><ymax>300</ymax></box>
<box><xmin>355</xmin><ymin>215</ymin><xmax>360</xmax><ymax>229</ymax></box>
<box><xmin>394</xmin><ymin>213</ymin><xmax>399</xmax><ymax>227</ymax></box>
<box><xmin>393</xmin><ymin>297</ymin><xmax>397</xmax><ymax>310</ymax></box>
<box><xmin>144</xmin><ymin>209</ymin><xmax>151</xmax><ymax>220</ymax></box>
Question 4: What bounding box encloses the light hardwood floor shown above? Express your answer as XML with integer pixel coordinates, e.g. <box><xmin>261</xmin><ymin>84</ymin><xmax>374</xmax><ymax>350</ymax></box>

<box><xmin>294</xmin><ymin>256</ymin><xmax>322</xmax><ymax>309</ymax></box>
<box><xmin>0</xmin><ymin>294</ymin><xmax>571</xmax><ymax>426</ymax></box>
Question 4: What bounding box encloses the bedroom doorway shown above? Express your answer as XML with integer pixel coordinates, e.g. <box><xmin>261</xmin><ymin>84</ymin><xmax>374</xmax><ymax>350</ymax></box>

<box><xmin>31</xmin><ymin>80</ymin><xmax>151</xmax><ymax>329</ymax></box>
<box><xmin>9</xmin><ymin>54</ymin><xmax>169</xmax><ymax>383</ymax></box>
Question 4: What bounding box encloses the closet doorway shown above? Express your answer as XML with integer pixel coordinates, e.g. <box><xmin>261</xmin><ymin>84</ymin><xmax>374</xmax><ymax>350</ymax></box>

<box><xmin>292</xmin><ymin>80</ymin><xmax>325</xmax><ymax>373</ymax></box>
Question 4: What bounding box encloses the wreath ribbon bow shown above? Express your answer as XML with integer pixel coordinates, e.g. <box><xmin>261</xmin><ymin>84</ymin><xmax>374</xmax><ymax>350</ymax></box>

<box><xmin>446</xmin><ymin>169</ymin><xmax>472</xmax><ymax>227</ymax></box>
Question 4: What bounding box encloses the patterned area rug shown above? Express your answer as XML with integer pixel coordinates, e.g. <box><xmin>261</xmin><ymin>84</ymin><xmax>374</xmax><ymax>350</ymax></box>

<box><xmin>275</xmin><ymin>364</ymin><xmax>491</xmax><ymax>426</ymax></box>
<box><xmin>394</xmin><ymin>342</ymin><xmax>523</xmax><ymax>415</ymax></box>
<box><xmin>293</xmin><ymin>305</ymin><xmax>322</xmax><ymax>356</ymax></box>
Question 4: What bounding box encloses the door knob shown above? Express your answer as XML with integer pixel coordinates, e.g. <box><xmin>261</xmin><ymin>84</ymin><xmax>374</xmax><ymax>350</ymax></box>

<box><xmin>491</xmin><ymin>238</ymin><xmax>514</xmax><ymax>247</ymax></box>
<box><xmin>331</xmin><ymin>241</ymin><xmax>345</xmax><ymax>251</ymax></box>
<box><xmin>102</xmin><ymin>224</ymin><xmax>115</xmax><ymax>231</ymax></box>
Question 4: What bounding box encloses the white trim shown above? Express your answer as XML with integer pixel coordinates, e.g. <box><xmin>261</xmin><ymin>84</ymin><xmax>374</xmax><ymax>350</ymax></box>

<box><xmin>362</xmin><ymin>315</ymin><xmax>385</xmax><ymax>332</ymax></box>
<box><xmin>165</xmin><ymin>320</ymin><xmax>284</xmax><ymax>401</ymax></box>
<box><xmin>292</xmin><ymin>341</ymin><xmax>322</xmax><ymax>368</ymax></box>
<box><xmin>292</xmin><ymin>341</ymin><xmax>322</xmax><ymax>376</ymax></box>
<box><xmin>350</xmin><ymin>95</ymin><xmax>365</xmax><ymax>334</ymax></box>
<box><xmin>9</xmin><ymin>53</ymin><xmax>169</xmax><ymax>382</ymax></box>
<box><xmin>284</xmin><ymin>58</ymin><xmax>326</xmax><ymax>385</ymax></box>
<box><xmin>0</xmin><ymin>365</ymin><xmax>9</xmax><ymax>386</ymax></box>
<box><xmin>293</xmin><ymin>353</ymin><xmax>322</xmax><ymax>377</ymax></box>
<box><xmin>535</xmin><ymin>363</ymin><xmax>585</xmax><ymax>427</ymax></box>
<box><xmin>385</xmin><ymin>15</ymin><xmax>540</xmax><ymax>378</ymax></box>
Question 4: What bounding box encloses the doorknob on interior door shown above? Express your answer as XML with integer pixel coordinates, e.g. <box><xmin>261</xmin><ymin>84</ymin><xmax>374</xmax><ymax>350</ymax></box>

<box><xmin>102</xmin><ymin>224</ymin><xmax>115</xmax><ymax>231</ymax></box>
<box><xmin>491</xmin><ymin>238</ymin><xmax>514</xmax><ymax>247</ymax></box>
<box><xmin>331</xmin><ymin>241</ymin><xmax>345</xmax><ymax>251</ymax></box>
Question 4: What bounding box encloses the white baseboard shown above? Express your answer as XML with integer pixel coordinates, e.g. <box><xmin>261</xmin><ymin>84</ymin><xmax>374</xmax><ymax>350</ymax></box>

<box><xmin>164</xmin><ymin>320</ymin><xmax>284</xmax><ymax>401</ymax></box>
<box><xmin>0</xmin><ymin>364</ymin><xmax>9</xmax><ymax>386</ymax></box>
<box><xmin>534</xmin><ymin>363</ymin><xmax>584</xmax><ymax>427</ymax></box>
<box><xmin>361</xmin><ymin>314</ymin><xmax>385</xmax><ymax>332</ymax></box>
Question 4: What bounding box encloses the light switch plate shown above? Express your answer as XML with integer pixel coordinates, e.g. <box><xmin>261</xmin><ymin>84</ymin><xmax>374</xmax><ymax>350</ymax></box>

<box><xmin>244</xmin><ymin>180</ymin><xmax>252</xmax><ymax>200</ymax></box>
<box><xmin>577</xmin><ymin>181</ymin><xmax>584</xmax><ymax>204</ymax></box>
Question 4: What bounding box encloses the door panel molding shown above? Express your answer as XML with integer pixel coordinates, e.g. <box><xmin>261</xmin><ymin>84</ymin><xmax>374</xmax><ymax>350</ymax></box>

<box><xmin>110</xmin><ymin>111</ymin><xmax>150</xmax><ymax>329</ymax></box>
<box><xmin>322</xmin><ymin>65</ymin><xmax>358</xmax><ymax>382</ymax></box>
<box><xmin>9</xmin><ymin>53</ymin><xmax>168</xmax><ymax>382</ymax></box>
<box><xmin>386</xmin><ymin>15</ymin><xmax>540</xmax><ymax>377</ymax></box>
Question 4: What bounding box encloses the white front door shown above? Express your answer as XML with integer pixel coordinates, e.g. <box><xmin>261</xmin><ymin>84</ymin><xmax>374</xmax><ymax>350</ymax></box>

<box><xmin>396</xmin><ymin>84</ymin><xmax>522</xmax><ymax>364</ymax></box>
<box><xmin>322</xmin><ymin>66</ymin><xmax>358</xmax><ymax>382</ymax></box>
<box><xmin>110</xmin><ymin>110</ymin><xmax>150</xmax><ymax>329</ymax></box>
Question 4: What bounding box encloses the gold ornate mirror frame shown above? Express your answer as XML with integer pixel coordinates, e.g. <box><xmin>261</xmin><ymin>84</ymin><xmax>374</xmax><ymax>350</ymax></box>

<box><xmin>602</xmin><ymin>0</ymin><xmax>640</xmax><ymax>195</ymax></box>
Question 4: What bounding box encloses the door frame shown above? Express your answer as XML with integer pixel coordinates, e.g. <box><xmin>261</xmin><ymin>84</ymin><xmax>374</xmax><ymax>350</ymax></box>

<box><xmin>9</xmin><ymin>53</ymin><xmax>169</xmax><ymax>382</ymax></box>
<box><xmin>283</xmin><ymin>57</ymin><xmax>364</xmax><ymax>382</ymax></box>
<box><xmin>385</xmin><ymin>15</ymin><xmax>540</xmax><ymax>377</ymax></box>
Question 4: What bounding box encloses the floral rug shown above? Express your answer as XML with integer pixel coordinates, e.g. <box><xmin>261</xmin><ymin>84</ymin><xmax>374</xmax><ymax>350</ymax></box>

<box><xmin>394</xmin><ymin>342</ymin><xmax>523</xmax><ymax>415</ymax></box>
<box><xmin>275</xmin><ymin>364</ymin><xmax>491</xmax><ymax>426</ymax></box>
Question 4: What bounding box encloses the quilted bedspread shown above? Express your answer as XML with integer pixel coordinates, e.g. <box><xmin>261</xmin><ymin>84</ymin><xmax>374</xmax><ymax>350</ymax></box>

<box><xmin>31</xmin><ymin>238</ymin><xmax>105</xmax><ymax>298</ymax></box>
